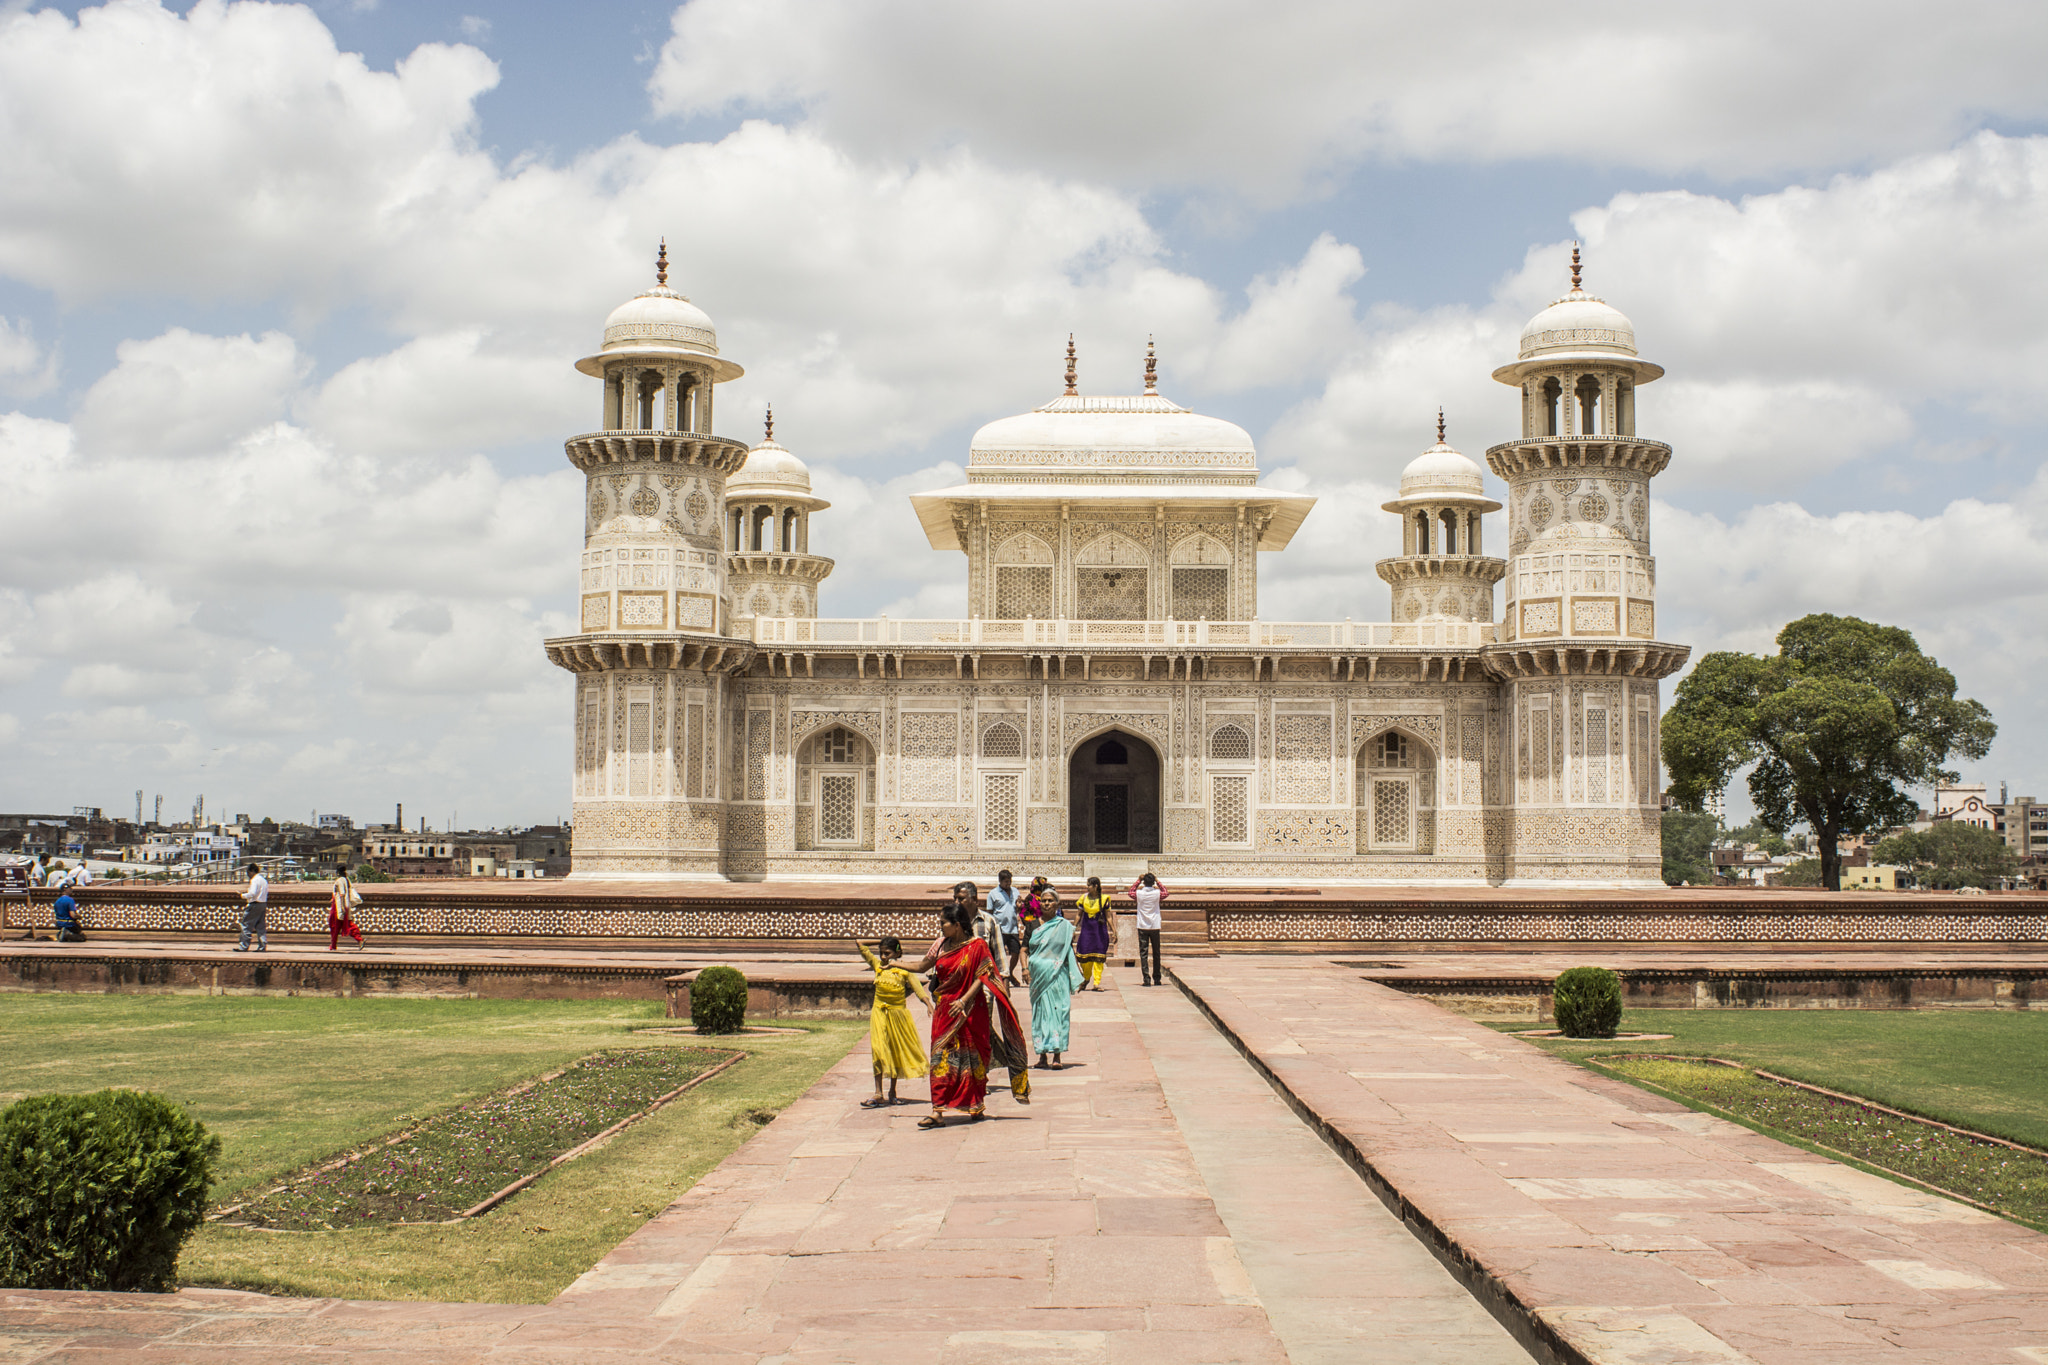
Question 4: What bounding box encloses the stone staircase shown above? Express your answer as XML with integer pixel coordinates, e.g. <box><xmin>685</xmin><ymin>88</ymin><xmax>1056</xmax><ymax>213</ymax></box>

<box><xmin>1162</xmin><ymin>902</ymin><xmax>1216</xmax><ymax>956</ymax></box>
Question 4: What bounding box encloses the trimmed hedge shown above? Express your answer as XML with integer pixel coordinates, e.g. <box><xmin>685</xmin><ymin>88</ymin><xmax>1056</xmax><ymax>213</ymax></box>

<box><xmin>0</xmin><ymin>1090</ymin><xmax>219</xmax><ymax>1292</ymax></box>
<box><xmin>691</xmin><ymin>965</ymin><xmax>749</xmax><ymax>1035</ymax></box>
<box><xmin>1552</xmin><ymin>966</ymin><xmax>1624</xmax><ymax>1039</ymax></box>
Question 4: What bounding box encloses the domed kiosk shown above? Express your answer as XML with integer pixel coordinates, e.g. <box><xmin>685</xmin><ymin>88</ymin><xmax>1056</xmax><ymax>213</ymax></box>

<box><xmin>725</xmin><ymin>407</ymin><xmax>835</xmax><ymax>620</ymax></box>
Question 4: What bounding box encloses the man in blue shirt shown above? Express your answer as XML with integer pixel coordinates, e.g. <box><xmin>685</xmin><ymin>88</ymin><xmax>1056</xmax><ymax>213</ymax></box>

<box><xmin>53</xmin><ymin>890</ymin><xmax>85</xmax><ymax>942</ymax></box>
<box><xmin>986</xmin><ymin>869</ymin><xmax>1021</xmax><ymax>986</ymax></box>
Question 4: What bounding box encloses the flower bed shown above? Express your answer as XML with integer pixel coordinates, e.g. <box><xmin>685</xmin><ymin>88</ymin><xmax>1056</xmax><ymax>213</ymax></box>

<box><xmin>1597</xmin><ymin>1055</ymin><xmax>2048</xmax><ymax>1227</ymax></box>
<box><xmin>225</xmin><ymin>1047</ymin><xmax>733</xmax><ymax>1230</ymax></box>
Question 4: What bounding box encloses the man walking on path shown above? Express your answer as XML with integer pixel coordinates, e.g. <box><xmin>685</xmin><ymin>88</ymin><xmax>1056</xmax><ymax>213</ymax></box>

<box><xmin>236</xmin><ymin>866</ymin><xmax>269</xmax><ymax>952</ymax></box>
<box><xmin>1128</xmin><ymin>873</ymin><xmax>1167</xmax><ymax>986</ymax></box>
<box><xmin>987</xmin><ymin>869</ymin><xmax>1022</xmax><ymax>986</ymax></box>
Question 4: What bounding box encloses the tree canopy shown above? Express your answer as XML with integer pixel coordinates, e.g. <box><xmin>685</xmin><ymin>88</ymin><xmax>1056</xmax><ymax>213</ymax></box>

<box><xmin>1870</xmin><ymin>823</ymin><xmax>2020</xmax><ymax>890</ymax></box>
<box><xmin>1661</xmin><ymin>810</ymin><xmax>1718</xmax><ymax>886</ymax></box>
<box><xmin>1663</xmin><ymin>614</ymin><xmax>1994</xmax><ymax>892</ymax></box>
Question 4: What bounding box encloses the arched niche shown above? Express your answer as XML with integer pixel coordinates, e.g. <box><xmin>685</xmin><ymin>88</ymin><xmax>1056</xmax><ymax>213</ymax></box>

<box><xmin>1169</xmin><ymin>533</ymin><xmax>1231</xmax><ymax>619</ymax></box>
<box><xmin>992</xmin><ymin>532</ymin><xmax>1054</xmax><ymax>619</ymax></box>
<box><xmin>1074</xmin><ymin>533</ymin><xmax>1149</xmax><ymax>621</ymax></box>
<box><xmin>799</xmin><ymin>726</ymin><xmax>875</xmax><ymax>850</ymax></box>
<box><xmin>1355</xmin><ymin>728</ymin><xmax>1435</xmax><ymax>854</ymax></box>
<box><xmin>1067</xmin><ymin>728</ymin><xmax>1161</xmax><ymax>853</ymax></box>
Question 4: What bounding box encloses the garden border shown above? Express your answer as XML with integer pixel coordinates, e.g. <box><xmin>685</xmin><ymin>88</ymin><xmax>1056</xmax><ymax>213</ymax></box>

<box><xmin>213</xmin><ymin>1046</ymin><xmax>745</xmax><ymax>1232</ymax></box>
<box><xmin>1582</xmin><ymin>1053</ymin><xmax>2047</xmax><ymax>1223</ymax></box>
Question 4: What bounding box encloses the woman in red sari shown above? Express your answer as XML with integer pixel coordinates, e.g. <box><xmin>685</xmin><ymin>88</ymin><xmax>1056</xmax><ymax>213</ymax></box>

<box><xmin>914</xmin><ymin>902</ymin><xmax>1031</xmax><ymax>1128</ymax></box>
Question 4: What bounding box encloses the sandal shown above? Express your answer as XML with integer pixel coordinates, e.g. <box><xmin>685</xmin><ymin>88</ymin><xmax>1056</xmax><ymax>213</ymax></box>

<box><xmin>860</xmin><ymin>1097</ymin><xmax>890</xmax><ymax>1108</ymax></box>
<box><xmin>917</xmin><ymin>1115</ymin><xmax>944</xmax><ymax>1129</ymax></box>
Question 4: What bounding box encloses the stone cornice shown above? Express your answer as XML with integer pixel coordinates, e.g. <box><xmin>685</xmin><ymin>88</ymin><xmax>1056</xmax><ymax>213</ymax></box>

<box><xmin>565</xmin><ymin>431</ymin><xmax>751</xmax><ymax>476</ymax></box>
<box><xmin>1484</xmin><ymin>436</ymin><xmax>1672</xmax><ymax>480</ymax></box>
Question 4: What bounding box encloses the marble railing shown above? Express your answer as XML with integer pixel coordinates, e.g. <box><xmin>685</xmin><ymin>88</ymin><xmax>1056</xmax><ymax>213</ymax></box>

<box><xmin>741</xmin><ymin>618</ymin><xmax>1497</xmax><ymax>650</ymax></box>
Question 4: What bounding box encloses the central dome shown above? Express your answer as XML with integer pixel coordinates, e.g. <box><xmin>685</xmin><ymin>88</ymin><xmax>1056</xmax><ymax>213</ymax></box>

<box><xmin>967</xmin><ymin>393</ymin><xmax>1257</xmax><ymax>481</ymax></box>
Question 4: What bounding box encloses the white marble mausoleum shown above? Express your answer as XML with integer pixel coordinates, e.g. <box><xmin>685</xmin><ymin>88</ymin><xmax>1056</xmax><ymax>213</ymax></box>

<box><xmin>545</xmin><ymin>248</ymin><xmax>1688</xmax><ymax>884</ymax></box>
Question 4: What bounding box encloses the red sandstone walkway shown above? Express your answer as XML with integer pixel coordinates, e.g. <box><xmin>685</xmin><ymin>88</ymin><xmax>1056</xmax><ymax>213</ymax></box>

<box><xmin>1171</xmin><ymin>958</ymin><xmax>2048</xmax><ymax>1362</ymax></box>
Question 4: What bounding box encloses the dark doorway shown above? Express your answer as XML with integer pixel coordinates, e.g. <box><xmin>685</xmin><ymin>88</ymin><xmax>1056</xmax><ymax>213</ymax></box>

<box><xmin>1068</xmin><ymin>729</ymin><xmax>1160</xmax><ymax>852</ymax></box>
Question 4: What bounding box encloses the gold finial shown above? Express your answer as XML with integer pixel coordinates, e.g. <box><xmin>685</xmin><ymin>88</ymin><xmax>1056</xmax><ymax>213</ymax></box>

<box><xmin>764</xmin><ymin>403</ymin><xmax>773</xmax><ymax>443</ymax></box>
<box><xmin>1436</xmin><ymin>407</ymin><xmax>1446</xmax><ymax>444</ymax></box>
<box><xmin>1064</xmin><ymin>334</ymin><xmax>1077</xmax><ymax>396</ymax></box>
<box><xmin>1144</xmin><ymin>335</ymin><xmax>1157</xmax><ymax>395</ymax></box>
<box><xmin>1570</xmin><ymin>241</ymin><xmax>1582</xmax><ymax>291</ymax></box>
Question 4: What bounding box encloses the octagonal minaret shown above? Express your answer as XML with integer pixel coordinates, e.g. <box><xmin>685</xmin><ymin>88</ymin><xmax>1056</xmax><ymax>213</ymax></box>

<box><xmin>544</xmin><ymin>243</ymin><xmax>754</xmax><ymax>879</ymax></box>
<box><xmin>1481</xmin><ymin>247</ymin><xmax>1688</xmax><ymax>887</ymax></box>
<box><xmin>1376</xmin><ymin>414</ymin><xmax>1505</xmax><ymax>623</ymax></box>
<box><xmin>725</xmin><ymin>406</ymin><xmax>835</xmax><ymax>619</ymax></box>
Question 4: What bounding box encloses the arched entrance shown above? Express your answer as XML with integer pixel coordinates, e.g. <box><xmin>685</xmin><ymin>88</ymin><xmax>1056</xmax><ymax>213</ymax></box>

<box><xmin>1068</xmin><ymin>729</ymin><xmax>1161</xmax><ymax>853</ymax></box>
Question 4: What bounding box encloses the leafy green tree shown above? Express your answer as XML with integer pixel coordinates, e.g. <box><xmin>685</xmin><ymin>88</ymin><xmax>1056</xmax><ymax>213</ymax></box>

<box><xmin>1870</xmin><ymin>824</ymin><xmax>2018</xmax><ymax>889</ymax></box>
<box><xmin>1663</xmin><ymin>615</ymin><xmax>1994</xmax><ymax>892</ymax></box>
<box><xmin>1776</xmin><ymin>857</ymin><xmax>1823</xmax><ymax>887</ymax></box>
<box><xmin>1661</xmin><ymin>810</ymin><xmax>1719</xmax><ymax>885</ymax></box>
<box><xmin>1725</xmin><ymin>820</ymin><xmax>1789</xmax><ymax>856</ymax></box>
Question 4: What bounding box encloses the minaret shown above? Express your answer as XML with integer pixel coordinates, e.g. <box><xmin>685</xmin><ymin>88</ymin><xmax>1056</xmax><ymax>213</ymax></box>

<box><xmin>725</xmin><ymin>405</ymin><xmax>835</xmax><ymax>619</ymax></box>
<box><xmin>1482</xmin><ymin>246</ymin><xmax>1688</xmax><ymax>886</ymax></box>
<box><xmin>542</xmin><ymin>243</ymin><xmax>753</xmax><ymax>879</ymax></box>
<box><xmin>1375</xmin><ymin>411</ymin><xmax>1505</xmax><ymax>623</ymax></box>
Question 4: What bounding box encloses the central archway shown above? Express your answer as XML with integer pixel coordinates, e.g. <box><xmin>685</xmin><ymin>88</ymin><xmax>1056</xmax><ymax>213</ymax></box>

<box><xmin>1067</xmin><ymin>729</ymin><xmax>1161</xmax><ymax>853</ymax></box>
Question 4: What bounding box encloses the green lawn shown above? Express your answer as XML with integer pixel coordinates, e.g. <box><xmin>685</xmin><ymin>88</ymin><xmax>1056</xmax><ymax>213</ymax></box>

<box><xmin>0</xmin><ymin>994</ymin><xmax>862</xmax><ymax>1301</ymax></box>
<box><xmin>1514</xmin><ymin>1008</ymin><xmax>2048</xmax><ymax>1150</ymax></box>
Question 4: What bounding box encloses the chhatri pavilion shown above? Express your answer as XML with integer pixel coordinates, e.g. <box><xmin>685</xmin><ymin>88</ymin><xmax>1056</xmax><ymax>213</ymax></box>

<box><xmin>544</xmin><ymin>247</ymin><xmax>1686</xmax><ymax>884</ymax></box>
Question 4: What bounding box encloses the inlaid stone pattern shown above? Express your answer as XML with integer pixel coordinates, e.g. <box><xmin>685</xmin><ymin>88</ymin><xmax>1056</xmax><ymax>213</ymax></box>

<box><xmin>1209</xmin><ymin>908</ymin><xmax>2048</xmax><ymax>942</ymax></box>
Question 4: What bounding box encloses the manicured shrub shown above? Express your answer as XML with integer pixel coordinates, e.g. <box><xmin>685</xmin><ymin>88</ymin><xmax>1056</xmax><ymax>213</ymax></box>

<box><xmin>1552</xmin><ymin>966</ymin><xmax>1624</xmax><ymax>1039</ymax></box>
<box><xmin>0</xmin><ymin>1090</ymin><xmax>220</xmax><ymax>1292</ymax></box>
<box><xmin>691</xmin><ymin>966</ymin><xmax>749</xmax><ymax>1035</ymax></box>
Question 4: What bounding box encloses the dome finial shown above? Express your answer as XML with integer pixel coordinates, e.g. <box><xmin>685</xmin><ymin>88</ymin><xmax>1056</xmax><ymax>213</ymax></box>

<box><xmin>1436</xmin><ymin>407</ymin><xmax>1446</xmax><ymax>444</ymax></box>
<box><xmin>656</xmin><ymin>238</ymin><xmax>669</xmax><ymax>288</ymax></box>
<box><xmin>1570</xmin><ymin>241</ymin><xmax>1582</xmax><ymax>291</ymax></box>
<box><xmin>1143</xmin><ymin>335</ymin><xmax>1157</xmax><ymax>395</ymax></box>
<box><xmin>764</xmin><ymin>402</ymin><xmax>773</xmax><ymax>443</ymax></box>
<box><xmin>1064</xmin><ymin>334</ymin><xmax>1077</xmax><ymax>396</ymax></box>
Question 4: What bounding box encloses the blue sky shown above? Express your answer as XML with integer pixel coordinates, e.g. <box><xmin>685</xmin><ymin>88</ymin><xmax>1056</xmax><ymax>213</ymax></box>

<box><xmin>2</xmin><ymin>0</ymin><xmax>2045</xmax><ymax>828</ymax></box>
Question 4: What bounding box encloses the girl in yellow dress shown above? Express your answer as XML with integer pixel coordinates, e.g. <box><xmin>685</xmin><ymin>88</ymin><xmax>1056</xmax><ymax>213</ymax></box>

<box><xmin>857</xmin><ymin>937</ymin><xmax>932</xmax><ymax>1107</ymax></box>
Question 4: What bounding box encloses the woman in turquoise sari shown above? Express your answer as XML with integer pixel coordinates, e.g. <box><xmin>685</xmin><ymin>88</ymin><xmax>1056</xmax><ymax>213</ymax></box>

<box><xmin>1025</xmin><ymin>904</ymin><xmax>1083</xmax><ymax>1069</ymax></box>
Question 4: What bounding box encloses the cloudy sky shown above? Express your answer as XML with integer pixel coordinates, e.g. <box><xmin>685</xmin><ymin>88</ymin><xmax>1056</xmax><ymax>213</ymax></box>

<box><xmin>1</xmin><ymin>0</ymin><xmax>2044</xmax><ymax>829</ymax></box>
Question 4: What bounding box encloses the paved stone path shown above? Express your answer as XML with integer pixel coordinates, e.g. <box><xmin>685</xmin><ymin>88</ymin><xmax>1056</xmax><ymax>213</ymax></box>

<box><xmin>1172</xmin><ymin>958</ymin><xmax>2048</xmax><ymax>1364</ymax></box>
<box><xmin>1121</xmin><ymin>978</ymin><xmax>1529</xmax><ymax>1363</ymax></box>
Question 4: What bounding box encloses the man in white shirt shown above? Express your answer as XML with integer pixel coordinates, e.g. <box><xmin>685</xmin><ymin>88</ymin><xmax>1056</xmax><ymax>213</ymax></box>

<box><xmin>236</xmin><ymin>867</ymin><xmax>270</xmax><ymax>952</ymax></box>
<box><xmin>986</xmin><ymin>870</ymin><xmax>1022</xmax><ymax>986</ymax></box>
<box><xmin>1127</xmin><ymin>873</ymin><xmax>1167</xmax><ymax>987</ymax></box>
<box><xmin>71</xmin><ymin>863</ymin><xmax>93</xmax><ymax>888</ymax></box>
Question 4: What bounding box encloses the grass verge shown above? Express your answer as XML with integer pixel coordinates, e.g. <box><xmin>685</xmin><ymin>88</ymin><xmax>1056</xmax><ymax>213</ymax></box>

<box><xmin>1592</xmin><ymin>1055</ymin><xmax>2048</xmax><ymax>1229</ymax></box>
<box><xmin>0</xmin><ymin>993</ymin><xmax>862</xmax><ymax>1301</ymax></box>
<box><xmin>1506</xmin><ymin>1006</ymin><xmax>2048</xmax><ymax>1149</ymax></box>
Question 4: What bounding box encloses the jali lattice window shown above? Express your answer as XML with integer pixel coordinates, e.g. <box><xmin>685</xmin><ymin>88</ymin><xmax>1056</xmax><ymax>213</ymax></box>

<box><xmin>983</xmin><ymin>772</ymin><xmax>1020</xmax><ymax>843</ymax></box>
<box><xmin>1075</xmin><ymin>567</ymin><xmax>1146</xmax><ymax>620</ymax></box>
<box><xmin>1211</xmin><ymin>775</ymin><xmax>1249</xmax><ymax>845</ymax></box>
<box><xmin>1208</xmin><ymin>723</ymin><xmax>1251</xmax><ymax>761</ymax></box>
<box><xmin>1172</xmin><ymin>566</ymin><xmax>1228</xmax><ymax>620</ymax></box>
<box><xmin>995</xmin><ymin>566</ymin><xmax>1053</xmax><ymax>619</ymax></box>
<box><xmin>818</xmin><ymin>772</ymin><xmax>859</xmax><ymax>843</ymax></box>
<box><xmin>980</xmin><ymin>721</ymin><xmax>1022</xmax><ymax>759</ymax></box>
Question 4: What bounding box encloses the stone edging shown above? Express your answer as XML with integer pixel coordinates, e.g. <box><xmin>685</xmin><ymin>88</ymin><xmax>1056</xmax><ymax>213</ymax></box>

<box><xmin>1165</xmin><ymin>966</ymin><xmax>1586</xmax><ymax>1365</ymax></box>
